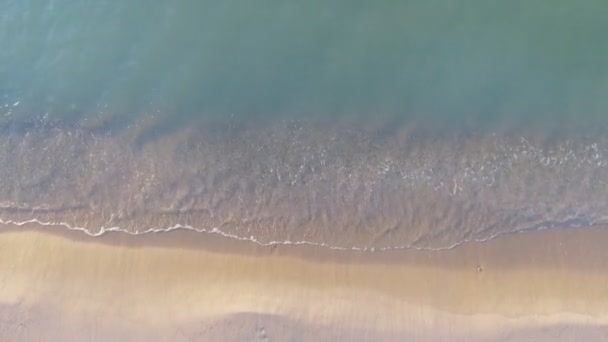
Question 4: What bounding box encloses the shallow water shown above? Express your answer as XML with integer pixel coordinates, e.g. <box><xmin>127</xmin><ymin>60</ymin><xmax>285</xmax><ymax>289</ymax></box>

<box><xmin>1</xmin><ymin>1</ymin><xmax>608</xmax><ymax>249</ymax></box>
<box><xmin>0</xmin><ymin>118</ymin><xmax>607</xmax><ymax>250</ymax></box>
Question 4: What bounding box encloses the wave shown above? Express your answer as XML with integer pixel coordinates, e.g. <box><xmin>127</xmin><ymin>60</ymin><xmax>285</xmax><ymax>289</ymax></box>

<box><xmin>0</xmin><ymin>117</ymin><xmax>607</xmax><ymax>249</ymax></box>
<box><xmin>1</xmin><ymin>215</ymin><xmax>607</xmax><ymax>252</ymax></box>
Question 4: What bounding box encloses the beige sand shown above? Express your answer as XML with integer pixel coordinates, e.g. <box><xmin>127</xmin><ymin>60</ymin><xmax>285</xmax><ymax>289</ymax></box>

<box><xmin>1</xmin><ymin>224</ymin><xmax>608</xmax><ymax>341</ymax></box>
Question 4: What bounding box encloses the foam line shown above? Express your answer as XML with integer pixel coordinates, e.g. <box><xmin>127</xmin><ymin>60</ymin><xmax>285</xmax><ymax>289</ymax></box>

<box><xmin>1</xmin><ymin>216</ymin><xmax>607</xmax><ymax>252</ymax></box>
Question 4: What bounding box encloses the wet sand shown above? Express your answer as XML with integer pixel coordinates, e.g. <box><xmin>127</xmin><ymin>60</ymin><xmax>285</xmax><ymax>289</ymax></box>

<box><xmin>1</xmin><ymin>224</ymin><xmax>608</xmax><ymax>341</ymax></box>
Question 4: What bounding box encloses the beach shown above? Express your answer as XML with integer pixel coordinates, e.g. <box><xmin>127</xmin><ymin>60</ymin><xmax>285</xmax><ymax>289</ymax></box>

<box><xmin>2</xmin><ymin>1</ymin><xmax>608</xmax><ymax>339</ymax></box>
<box><xmin>1</xmin><ymin>223</ymin><xmax>608</xmax><ymax>341</ymax></box>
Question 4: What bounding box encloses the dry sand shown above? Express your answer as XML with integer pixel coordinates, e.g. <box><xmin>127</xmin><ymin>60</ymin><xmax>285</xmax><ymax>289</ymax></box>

<box><xmin>1</xmin><ymin>224</ymin><xmax>608</xmax><ymax>341</ymax></box>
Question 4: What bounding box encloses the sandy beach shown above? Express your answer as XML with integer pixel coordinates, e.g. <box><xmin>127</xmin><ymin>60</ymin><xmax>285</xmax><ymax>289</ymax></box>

<box><xmin>0</xmin><ymin>224</ymin><xmax>607</xmax><ymax>341</ymax></box>
<box><xmin>3</xmin><ymin>0</ymin><xmax>608</xmax><ymax>340</ymax></box>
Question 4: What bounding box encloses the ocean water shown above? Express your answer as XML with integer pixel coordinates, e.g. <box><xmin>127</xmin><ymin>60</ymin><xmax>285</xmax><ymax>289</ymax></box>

<box><xmin>1</xmin><ymin>0</ymin><xmax>608</xmax><ymax>249</ymax></box>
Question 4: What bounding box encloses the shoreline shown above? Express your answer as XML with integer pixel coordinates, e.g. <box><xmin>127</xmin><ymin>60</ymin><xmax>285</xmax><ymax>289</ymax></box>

<box><xmin>3</xmin><ymin>220</ymin><xmax>608</xmax><ymax>269</ymax></box>
<box><xmin>1</xmin><ymin>117</ymin><xmax>608</xmax><ymax>250</ymax></box>
<box><xmin>2</xmin><ymin>223</ymin><xmax>608</xmax><ymax>340</ymax></box>
<box><xmin>2</xmin><ymin>214</ymin><xmax>607</xmax><ymax>253</ymax></box>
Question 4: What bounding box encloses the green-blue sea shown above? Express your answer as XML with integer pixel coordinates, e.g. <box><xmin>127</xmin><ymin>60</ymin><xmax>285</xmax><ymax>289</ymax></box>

<box><xmin>0</xmin><ymin>1</ymin><xmax>607</xmax><ymax>249</ymax></box>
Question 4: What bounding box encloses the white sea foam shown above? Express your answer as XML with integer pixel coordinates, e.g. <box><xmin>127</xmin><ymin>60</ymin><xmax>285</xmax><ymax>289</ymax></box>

<box><xmin>1</xmin><ymin>216</ymin><xmax>606</xmax><ymax>253</ymax></box>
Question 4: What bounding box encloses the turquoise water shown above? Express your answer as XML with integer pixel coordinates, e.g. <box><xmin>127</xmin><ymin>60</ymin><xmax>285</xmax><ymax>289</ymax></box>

<box><xmin>1</xmin><ymin>1</ymin><xmax>608</xmax><ymax>249</ymax></box>
<box><xmin>2</xmin><ymin>1</ymin><xmax>608</xmax><ymax>126</ymax></box>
